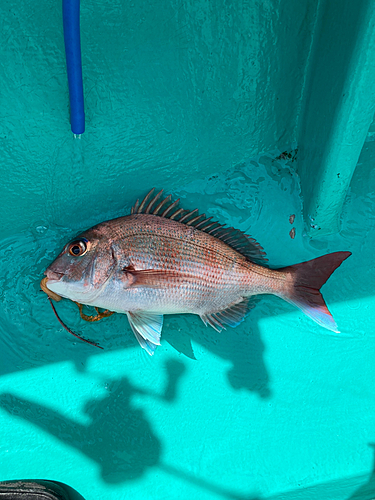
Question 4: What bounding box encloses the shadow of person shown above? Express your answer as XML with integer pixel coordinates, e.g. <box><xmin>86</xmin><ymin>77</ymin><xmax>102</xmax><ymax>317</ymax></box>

<box><xmin>0</xmin><ymin>360</ymin><xmax>186</xmax><ymax>484</ymax></box>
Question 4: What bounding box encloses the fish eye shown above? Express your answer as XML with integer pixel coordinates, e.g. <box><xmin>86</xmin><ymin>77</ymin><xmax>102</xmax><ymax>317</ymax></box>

<box><xmin>68</xmin><ymin>239</ymin><xmax>88</xmax><ymax>257</ymax></box>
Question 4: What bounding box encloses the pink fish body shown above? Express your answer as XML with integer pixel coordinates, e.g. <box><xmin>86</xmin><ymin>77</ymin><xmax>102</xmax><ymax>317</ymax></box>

<box><xmin>45</xmin><ymin>189</ymin><xmax>351</xmax><ymax>354</ymax></box>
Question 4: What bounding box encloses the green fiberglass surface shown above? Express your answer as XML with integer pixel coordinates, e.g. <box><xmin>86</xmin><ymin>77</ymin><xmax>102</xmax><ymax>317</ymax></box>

<box><xmin>1</xmin><ymin>1</ymin><xmax>375</xmax><ymax>499</ymax></box>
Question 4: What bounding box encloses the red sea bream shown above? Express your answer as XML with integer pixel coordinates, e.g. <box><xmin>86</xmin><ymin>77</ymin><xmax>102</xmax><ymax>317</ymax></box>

<box><xmin>45</xmin><ymin>189</ymin><xmax>351</xmax><ymax>355</ymax></box>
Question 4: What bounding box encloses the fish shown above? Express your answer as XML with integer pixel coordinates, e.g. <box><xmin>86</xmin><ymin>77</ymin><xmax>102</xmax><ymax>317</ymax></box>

<box><xmin>44</xmin><ymin>188</ymin><xmax>351</xmax><ymax>355</ymax></box>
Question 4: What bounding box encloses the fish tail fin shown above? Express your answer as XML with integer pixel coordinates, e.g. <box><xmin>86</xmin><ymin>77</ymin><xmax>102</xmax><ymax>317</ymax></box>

<box><xmin>281</xmin><ymin>251</ymin><xmax>351</xmax><ymax>332</ymax></box>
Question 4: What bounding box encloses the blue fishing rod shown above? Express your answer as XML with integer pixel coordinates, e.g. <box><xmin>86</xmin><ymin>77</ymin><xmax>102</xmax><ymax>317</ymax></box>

<box><xmin>62</xmin><ymin>0</ymin><xmax>85</xmax><ymax>136</ymax></box>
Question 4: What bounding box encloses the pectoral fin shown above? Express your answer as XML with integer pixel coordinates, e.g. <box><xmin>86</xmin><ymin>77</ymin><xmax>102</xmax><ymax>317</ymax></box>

<box><xmin>123</xmin><ymin>266</ymin><xmax>193</xmax><ymax>288</ymax></box>
<box><xmin>127</xmin><ymin>311</ymin><xmax>164</xmax><ymax>355</ymax></box>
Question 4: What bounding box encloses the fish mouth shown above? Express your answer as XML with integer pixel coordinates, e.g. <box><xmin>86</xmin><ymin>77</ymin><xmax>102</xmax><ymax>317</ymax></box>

<box><xmin>44</xmin><ymin>270</ymin><xmax>65</xmax><ymax>282</ymax></box>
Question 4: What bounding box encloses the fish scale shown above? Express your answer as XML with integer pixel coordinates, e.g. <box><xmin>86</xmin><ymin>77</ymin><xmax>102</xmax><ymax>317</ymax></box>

<box><xmin>45</xmin><ymin>189</ymin><xmax>351</xmax><ymax>355</ymax></box>
<box><xmin>114</xmin><ymin>216</ymin><xmax>249</xmax><ymax>287</ymax></box>
<box><xmin>113</xmin><ymin>221</ymin><xmax>247</xmax><ymax>309</ymax></box>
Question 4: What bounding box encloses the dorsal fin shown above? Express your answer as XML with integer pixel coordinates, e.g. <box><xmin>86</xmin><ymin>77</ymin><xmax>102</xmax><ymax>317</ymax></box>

<box><xmin>131</xmin><ymin>189</ymin><xmax>268</xmax><ymax>265</ymax></box>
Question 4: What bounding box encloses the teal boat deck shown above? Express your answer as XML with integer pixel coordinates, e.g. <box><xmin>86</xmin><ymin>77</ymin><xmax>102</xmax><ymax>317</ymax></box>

<box><xmin>0</xmin><ymin>1</ymin><xmax>375</xmax><ymax>499</ymax></box>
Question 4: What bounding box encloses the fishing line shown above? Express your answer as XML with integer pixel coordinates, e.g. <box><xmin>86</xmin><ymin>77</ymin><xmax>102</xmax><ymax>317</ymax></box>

<box><xmin>48</xmin><ymin>297</ymin><xmax>103</xmax><ymax>349</ymax></box>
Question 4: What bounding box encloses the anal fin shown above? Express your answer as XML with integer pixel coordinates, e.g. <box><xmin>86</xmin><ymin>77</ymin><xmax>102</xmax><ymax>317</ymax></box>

<box><xmin>201</xmin><ymin>297</ymin><xmax>256</xmax><ymax>332</ymax></box>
